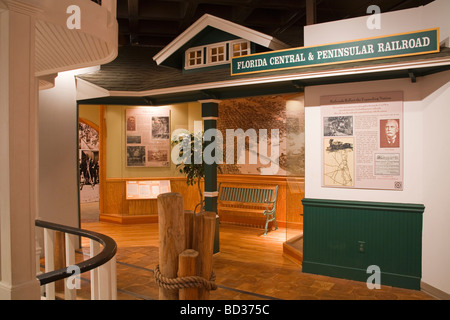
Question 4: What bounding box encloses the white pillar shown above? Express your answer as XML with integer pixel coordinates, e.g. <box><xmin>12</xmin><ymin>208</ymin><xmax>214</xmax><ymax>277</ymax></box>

<box><xmin>90</xmin><ymin>240</ymin><xmax>101</xmax><ymax>300</ymax></box>
<box><xmin>0</xmin><ymin>2</ymin><xmax>41</xmax><ymax>299</ymax></box>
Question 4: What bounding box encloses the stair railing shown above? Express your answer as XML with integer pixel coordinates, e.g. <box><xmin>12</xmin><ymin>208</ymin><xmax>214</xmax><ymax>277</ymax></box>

<box><xmin>35</xmin><ymin>219</ymin><xmax>117</xmax><ymax>300</ymax></box>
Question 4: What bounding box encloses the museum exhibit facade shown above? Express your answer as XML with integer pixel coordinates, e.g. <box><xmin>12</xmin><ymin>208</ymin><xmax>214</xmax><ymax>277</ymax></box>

<box><xmin>2</xmin><ymin>0</ymin><xmax>449</xmax><ymax>300</ymax></box>
<box><xmin>72</xmin><ymin>1</ymin><xmax>450</xmax><ymax>296</ymax></box>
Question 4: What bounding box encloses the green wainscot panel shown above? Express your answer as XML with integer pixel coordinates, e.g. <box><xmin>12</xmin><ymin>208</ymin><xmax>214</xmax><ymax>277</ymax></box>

<box><xmin>301</xmin><ymin>198</ymin><xmax>424</xmax><ymax>290</ymax></box>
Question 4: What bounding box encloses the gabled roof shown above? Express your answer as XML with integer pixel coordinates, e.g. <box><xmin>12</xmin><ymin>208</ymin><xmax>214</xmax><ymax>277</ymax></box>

<box><xmin>77</xmin><ymin>45</ymin><xmax>450</xmax><ymax>106</ymax></box>
<box><xmin>152</xmin><ymin>14</ymin><xmax>290</xmax><ymax>67</ymax></box>
<box><xmin>76</xmin><ymin>13</ymin><xmax>450</xmax><ymax>105</ymax></box>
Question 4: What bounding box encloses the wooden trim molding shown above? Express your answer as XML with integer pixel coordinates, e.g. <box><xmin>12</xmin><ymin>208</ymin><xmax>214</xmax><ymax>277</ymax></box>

<box><xmin>100</xmin><ymin>214</ymin><xmax>158</xmax><ymax>224</ymax></box>
<box><xmin>79</xmin><ymin>117</ymin><xmax>99</xmax><ymax>132</ymax></box>
<box><xmin>99</xmin><ymin>106</ymin><xmax>107</xmax><ymax>217</ymax></box>
<box><xmin>106</xmin><ymin>176</ymin><xmax>188</xmax><ymax>182</ymax></box>
<box><xmin>218</xmin><ymin>174</ymin><xmax>305</xmax><ymax>184</ymax></box>
<box><xmin>100</xmin><ymin>174</ymin><xmax>305</xmax><ymax>229</ymax></box>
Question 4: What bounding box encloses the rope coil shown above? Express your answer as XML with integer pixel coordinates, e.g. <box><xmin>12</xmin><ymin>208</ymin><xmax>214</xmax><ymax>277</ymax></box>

<box><xmin>154</xmin><ymin>265</ymin><xmax>217</xmax><ymax>291</ymax></box>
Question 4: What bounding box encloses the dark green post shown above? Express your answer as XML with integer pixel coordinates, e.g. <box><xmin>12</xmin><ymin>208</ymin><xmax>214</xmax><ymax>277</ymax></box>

<box><xmin>200</xmin><ymin>99</ymin><xmax>220</xmax><ymax>253</ymax></box>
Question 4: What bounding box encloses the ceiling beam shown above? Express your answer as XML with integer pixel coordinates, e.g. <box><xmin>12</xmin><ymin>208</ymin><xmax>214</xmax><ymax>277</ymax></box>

<box><xmin>128</xmin><ymin>0</ymin><xmax>139</xmax><ymax>44</ymax></box>
<box><xmin>306</xmin><ymin>0</ymin><xmax>317</xmax><ymax>25</ymax></box>
<box><xmin>387</xmin><ymin>0</ymin><xmax>424</xmax><ymax>11</ymax></box>
<box><xmin>273</xmin><ymin>0</ymin><xmax>324</xmax><ymax>36</ymax></box>
<box><xmin>231</xmin><ymin>0</ymin><xmax>260</xmax><ymax>24</ymax></box>
<box><xmin>179</xmin><ymin>0</ymin><xmax>200</xmax><ymax>31</ymax></box>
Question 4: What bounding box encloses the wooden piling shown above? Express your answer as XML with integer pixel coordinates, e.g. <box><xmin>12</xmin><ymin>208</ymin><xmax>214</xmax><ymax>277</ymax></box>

<box><xmin>193</xmin><ymin>211</ymin><xmax>216</xmax><ymax>300</ymax></box>
<box><xmin>157</xmin><ymin>192</ymin><xmax>185</xmax><ymax>300</ymax></box>
<box><xmin>184</xmin><ymin>210</ymin><xmax>194</xmax><ymax>249</ymax></box>
<box><xmin>178</xmin><ymin>249</ymin><xmax>199</xmax><ymax>300</ymax></box>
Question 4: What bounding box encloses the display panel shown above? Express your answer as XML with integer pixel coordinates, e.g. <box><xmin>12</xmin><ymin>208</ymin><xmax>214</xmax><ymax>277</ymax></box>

<box><xmin>126</xmin><ymin>180</ymin><xmax>171</xmax><ymax>199</ymax></box>
<box><xmin>321</xmin><ymin>91</ymin><xmax>403</xmax><ymax>190</ymax></box>
<box><xmin>126</xmin><ymin>107</ymin><xmax>171</xmax><ymax>167</ymax></box>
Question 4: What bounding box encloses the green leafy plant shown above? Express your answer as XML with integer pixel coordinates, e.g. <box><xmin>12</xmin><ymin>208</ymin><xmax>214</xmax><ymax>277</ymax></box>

<box><xmin>172</xmin><ymin>131</ymin><xmax>222</xmax><ymax>213</ymax></box>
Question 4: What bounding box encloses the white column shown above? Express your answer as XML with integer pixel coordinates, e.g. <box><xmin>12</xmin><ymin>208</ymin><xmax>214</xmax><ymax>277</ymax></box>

<box><xmin>0</xmin><ymin>2</ymin><xmax>41</xmax><ymax>299</ymax></box>
<box><xmin>43</xmin><ymin>229</ymin><xmax>55</xmax><ymax>300</ymax></box>
<box><xmin>90</xmin><ymin>240</ymin><xmax>100</xmax><ymax>300</ymax></box>
<box><xmin>64</xmin><ymin>233</ymin><xmax>77</xmax><ymax>300</ymax></box>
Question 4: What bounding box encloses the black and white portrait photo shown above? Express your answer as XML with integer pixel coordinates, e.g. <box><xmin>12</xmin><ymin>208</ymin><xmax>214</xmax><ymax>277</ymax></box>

<box><xmin>380</xmin><ymin>119</ymin><xmax>400</xmax><ymax>148</ymax></box>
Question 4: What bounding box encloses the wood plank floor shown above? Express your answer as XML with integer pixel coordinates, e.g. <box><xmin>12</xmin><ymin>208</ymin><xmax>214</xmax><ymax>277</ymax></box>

<box><xmin>76</xmin><ymin>220</ymin><xmax>435</xmax><ymax>301</ymax></box>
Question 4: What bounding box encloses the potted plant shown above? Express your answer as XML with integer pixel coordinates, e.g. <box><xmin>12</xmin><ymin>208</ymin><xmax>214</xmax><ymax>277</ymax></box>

<box><xmin>172</xmin><ymin>130</ymin><xmax>222</xmax><ymax>213</ymax></box>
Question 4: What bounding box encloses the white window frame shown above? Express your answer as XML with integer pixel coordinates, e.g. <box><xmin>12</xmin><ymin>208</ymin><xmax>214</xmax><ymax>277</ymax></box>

<box><xmin>230</xmin><ymin>39</ymin><xmax>251</xmax><ymax>58</ymax></box>
<box><xmin>207</xmin><ymin>42</ymin><xmax>227</xmax><ymax>66</ymax></box>
<box><xmin>184</xmin><ymin>39</ymin><xmax>251</xmax><ymax>70</ymax></box>
<box><xmin>185</xmin><ymin>46</ymin><xmax>204</xmax><ymax>69</ymax></box>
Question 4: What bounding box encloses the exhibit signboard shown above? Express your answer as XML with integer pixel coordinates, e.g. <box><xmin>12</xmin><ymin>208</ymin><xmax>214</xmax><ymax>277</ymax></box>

<box><xmin>126</xmin><ymin>180</ymin><xmax>171</xmax><ymax>199</ymax></box>
<box><xmin>126</xmin><ymin>107</ymin><xmax>171</xmax><ymax>167</ymax></box>
<box><xmin>321</xmin><ymin>91</ymin><xmax>403</xmax><ymax>190</ymax></box>
<box><xmin>231</xmin><ymin>28</ymin><xmax>439</xmax><ymax>76</ymax></box>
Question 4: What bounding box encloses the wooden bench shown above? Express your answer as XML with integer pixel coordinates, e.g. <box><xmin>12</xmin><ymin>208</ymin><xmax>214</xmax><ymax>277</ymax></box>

<box><xmin>217</xmin><ymin>183</ymin><xmax>279</xmax><ymax>235</ymax></box>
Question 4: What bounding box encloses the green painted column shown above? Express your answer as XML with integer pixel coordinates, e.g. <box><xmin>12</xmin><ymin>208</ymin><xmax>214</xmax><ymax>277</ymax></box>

<box><xmin>200</xmin><ymin>99</ymin><xmax>220</xmax><ymax>253</ymax></box>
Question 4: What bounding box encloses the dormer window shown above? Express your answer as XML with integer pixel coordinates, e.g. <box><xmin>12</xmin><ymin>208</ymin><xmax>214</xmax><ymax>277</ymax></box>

<box><xmin>186</xmin><ymin>47</ymin><xmax>204</xmax><ymax>68</ymax></box>
<box><xmin>231</xmin><ymin>40</ymin><xmax>250</xmax><ymax>57</ymax></box>
<box><xmin>185</xmin><ymin>39</ymin><xmax>251</xmax><ymax>70</ymax></box>
<box><xmin>209</xmin><ymin>44</ymin><xmax>226</xmax><ymax>64</ymax></box>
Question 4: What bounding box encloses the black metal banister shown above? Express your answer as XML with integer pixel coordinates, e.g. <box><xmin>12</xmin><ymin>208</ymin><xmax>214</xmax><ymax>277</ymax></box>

<box><xmin>35</xmin><ymin>219</ymin><xmax>117</xmax><ymax>286</ymax></box>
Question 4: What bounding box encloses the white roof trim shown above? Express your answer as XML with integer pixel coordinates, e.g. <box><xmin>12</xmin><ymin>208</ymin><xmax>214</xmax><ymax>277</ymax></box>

<box><xmin>153</xmin><ymin>14</ymin><xmax>290</xmax><ymax>66</ymax></box>
<box><xmin>109</xmin><ymin>57</ymin><xmax>450</xmax><ymax>98</ymax></box>
<box><xmin>76</xmin><ymin>77</ymin><xmax>111</xmax><ymax>101</ymax></box>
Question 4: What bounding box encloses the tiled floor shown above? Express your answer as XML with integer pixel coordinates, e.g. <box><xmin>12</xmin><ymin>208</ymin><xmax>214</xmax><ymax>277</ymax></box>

<box><xmin>72</xmin><ymin>218</ymin><xmax>435</xmax><ymax>301</ymax></box>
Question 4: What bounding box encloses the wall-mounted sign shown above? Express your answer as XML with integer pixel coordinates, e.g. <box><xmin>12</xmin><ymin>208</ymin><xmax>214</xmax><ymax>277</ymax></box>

<box><xmin>321</xmin><ymin>91</ymin><xmax>403</xmax><ymax>191</ymax></box>
<box><xmin>126</xmin><ymin>180</ymin><xmax>171</xmax><ymax>199</ymax></box>
<box><xmin>231</xmin><ymin>28</ymin><xmax>439</xmax><ymax>76</ymax></box>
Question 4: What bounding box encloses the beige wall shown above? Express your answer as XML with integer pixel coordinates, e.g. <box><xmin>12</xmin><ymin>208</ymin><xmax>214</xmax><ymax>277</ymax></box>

<box><xmin>79</xmin><ymin>104</ymin><xmax>100</xmax><ymax>125</ymax></box>
<box><xmin>39</xmin><ymin>71</ymin><xmax>81</xmax><ymax>228</ymax></box>
<box><xmin>105</xmin><ymin>102</ymin><xmax>202</xmax><ymax>179</ymax></box>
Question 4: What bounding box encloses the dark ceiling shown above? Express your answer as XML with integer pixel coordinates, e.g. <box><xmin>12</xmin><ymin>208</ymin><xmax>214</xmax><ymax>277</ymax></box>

<box><xmin>116</xmin><ymin>0</ymin><xmax>434</xmax><ymax>48</ymax></box>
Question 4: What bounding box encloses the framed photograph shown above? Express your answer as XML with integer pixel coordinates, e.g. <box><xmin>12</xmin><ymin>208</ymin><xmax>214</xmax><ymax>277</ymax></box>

<box><xmin>126</xmin><ymin>107</ymin><xmax>171</xmax><ymax>167</ymax></box>
<box><xmin>127</xmin><ymin>146</ymin><xmax>146</xmax><ymax>167</ymax></box>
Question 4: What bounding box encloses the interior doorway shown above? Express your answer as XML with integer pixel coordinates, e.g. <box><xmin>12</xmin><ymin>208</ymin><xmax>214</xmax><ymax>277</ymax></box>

<box><xmin>78</xmin><ymin>119</ymin><xmax>100</xmax><ymax>222</ymax></box>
